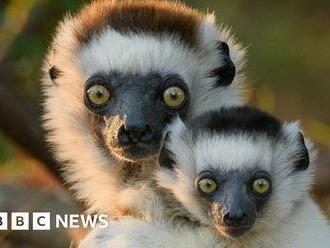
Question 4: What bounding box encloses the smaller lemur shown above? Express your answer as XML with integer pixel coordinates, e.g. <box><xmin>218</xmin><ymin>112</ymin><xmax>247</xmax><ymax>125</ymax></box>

<box><xmin>80</xmin><ymin>106</ymin><xmax>330</xmax><ymax>248</ymax></box>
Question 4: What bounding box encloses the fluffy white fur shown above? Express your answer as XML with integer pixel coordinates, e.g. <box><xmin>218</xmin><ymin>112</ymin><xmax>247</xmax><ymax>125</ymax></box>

<box><xmin>80</xmin><ymin>218</ymin><xmax>218</xmax><ymax>248</ymax></box>
<box><xmin>80</xmin><ymin>118</ymin><xmax>330</xmax><ymax>248</ymax></box>
<box><xmin>81</xmin><ymin>199</ymin><xmax>330</xmax><ymax>248</ymax></box>
<box><xmin>42</xmin><ymin>4</ymin><xmax>245</xmax><ymax>216</ymax></box>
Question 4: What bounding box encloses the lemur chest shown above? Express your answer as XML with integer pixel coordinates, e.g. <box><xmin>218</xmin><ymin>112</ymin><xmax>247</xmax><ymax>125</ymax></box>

<box><xmin>119</xmin><ymin>160</ymin><xmax>158</xmax><ymax>185</ymax></box>
<box><xmin>111</xmin><ymin>160</ymin><xmax>158</xmax><ymax>217</ymax></box>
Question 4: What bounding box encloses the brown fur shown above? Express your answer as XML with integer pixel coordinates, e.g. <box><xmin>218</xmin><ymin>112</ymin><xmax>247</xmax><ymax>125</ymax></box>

<box><xmin>73</xmin><ymin>0</ymin><xmax>203</xmax><ymax>48</ymax></box>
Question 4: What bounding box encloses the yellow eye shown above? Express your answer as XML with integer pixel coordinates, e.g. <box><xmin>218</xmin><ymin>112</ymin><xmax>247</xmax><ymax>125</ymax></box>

<box><xmin>198</xmin><ymin>178</ymin><xmax>218</xmax><ymax>194</ymax></box>
<box><xmin>86</xmin><ymin>85</ymin><xmax>110</xmax><ymax>105</ymax></box>
<box><xmin>163</xmin><ymin>86</ymin><xmax>186</xmax><ymax>108</ymax></box>
<box><xmin>252</xmin><ymin>178</ymin><xmax>270</xmax><ymax>194</ymax></box>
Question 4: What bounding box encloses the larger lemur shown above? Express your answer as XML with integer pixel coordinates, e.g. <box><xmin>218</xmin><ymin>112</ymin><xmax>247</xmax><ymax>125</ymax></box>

<box><xmin>42</xmin><ymin>0</ymin><xmax>245</xmax><ymax>217</ymax></box>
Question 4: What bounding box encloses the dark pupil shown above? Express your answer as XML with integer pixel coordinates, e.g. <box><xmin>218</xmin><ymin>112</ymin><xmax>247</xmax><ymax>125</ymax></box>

<box><xmin>96</xmin><ymin>90</ymin><xmax>103</xmax><ymax>98</ymax></box>
<box><xmin>206</xmin><ymin>182</ymin><xmax>212</xmax><ymax>188</ymax></box>
<box><xmin>170</xmin><ymin>92</ymin><xmax>177</xmax><ymax>99</ymax></box>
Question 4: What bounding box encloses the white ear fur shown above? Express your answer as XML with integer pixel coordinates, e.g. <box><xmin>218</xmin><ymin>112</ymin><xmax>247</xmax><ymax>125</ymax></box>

<box><xmin>198</xmin><ymin>13</ymin><xmax>219</xmax><ymax>46</ymax></box>
<box><xmin>198</xmin><ymin>13</ymin><xmax>246</xmax><ymax>81</ymax></box>
<box><xmin>282</xmin><ymin>121</ymin><xmax>302</xmax><ymax>137</ymax></box>
<box><xmin>282</xmin><ymin>121</ymin><xmax>316</xmax><ymax>163</ymax></box>
<box><xmin>187</xmin><ymin>16</ymin><xmax>246</xmax><ymax>119</ymax></box>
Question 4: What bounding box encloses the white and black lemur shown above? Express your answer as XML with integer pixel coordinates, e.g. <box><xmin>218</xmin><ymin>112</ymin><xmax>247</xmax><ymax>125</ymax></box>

<box><xmin>41</xmin><ymin>0</ymin><xmax>246</xmax><ymax>217</ymax></box>
<box><xmin>81</xmin><ymin>106</ymin><xmax>330</xmax><ymax>248</ymax></box>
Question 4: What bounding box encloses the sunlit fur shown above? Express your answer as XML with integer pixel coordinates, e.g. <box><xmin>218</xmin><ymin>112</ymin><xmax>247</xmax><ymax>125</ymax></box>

<box><xmin>79</xmin><ymin>217</ymin><xmax>217</xmax><ymax>248</ymax></box>
<box><xmin>41</xmin><ymin>0</ymin><xmax>245</xmax><ymax>216</ymax></box>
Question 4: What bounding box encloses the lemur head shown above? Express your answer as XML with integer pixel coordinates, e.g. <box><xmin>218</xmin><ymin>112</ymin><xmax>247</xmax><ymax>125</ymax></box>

<box><xmin>42</xmin><ymin>0</ymin><xmax>245</xmax><ymax>165</ymax></box>
<box><xmin>158</xmin><ymin>106</ymin><xmax>313</xmax><ymax>239</ymax></box>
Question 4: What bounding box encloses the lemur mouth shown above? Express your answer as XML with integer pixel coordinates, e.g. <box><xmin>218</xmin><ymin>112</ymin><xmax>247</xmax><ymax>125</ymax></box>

<box><xmin>100</xmin><ymin>130</ymin><xmax>160</xmax><ymax>162</ymax></box>
<box><xmin>214</xmin><ymin>224</ymin><xmax>252</xmax><ymax>238</ymax></box>
<box><xmin>110</xmin><ymin>143</ymin><xmax>159</xmax><ymax>162</ymax></box>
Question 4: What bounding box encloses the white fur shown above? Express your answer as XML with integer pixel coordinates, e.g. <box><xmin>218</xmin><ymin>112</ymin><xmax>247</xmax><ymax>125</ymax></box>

<box><xmin>80</xmin><ymin>218</ymin><xmax>218</xmax><ymax>248</ymax></box>
<box><xmin>81</xmin><ymin>201</ymin><xmax>330</xmax><ymax>248</ymax></box>
<box><xmin>41</xmin><ymin>5</ymin><xmax>246</xmax><ymax>217</ymax></box>
<box><xmin>194</xmin><ymin>134</ymin><xmax>273</xmax><ymax>172</ymax></box>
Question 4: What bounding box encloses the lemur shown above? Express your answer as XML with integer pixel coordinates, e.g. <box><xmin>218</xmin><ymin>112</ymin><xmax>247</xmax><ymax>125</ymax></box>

<box><xmin>41</xmin><ymin>0</ymin><xmax>245</xmax><ymax>217</ymax></box>
<box><xmin>80</xmin><ymin>106</ymin><xmax>330</xmax><ymax>248</ymax></box>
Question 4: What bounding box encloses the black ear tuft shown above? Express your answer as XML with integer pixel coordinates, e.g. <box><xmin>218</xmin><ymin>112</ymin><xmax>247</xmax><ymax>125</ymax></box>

<box><xmin>293</xmin><ymin>132</ymin><xmax>310</xmax><ymax>171</ymax></box>
<box><xmin>159</xmin><ymin>132</ymin><xmax>176</xmax><ymax>170</ymax></box>
<box><xmin>210</xmin><ymin>41</ymin><xmax>236</xmax><ymax>87</ymax></box>
<box><xmin>48</xmin><ymin>66</ymin><xmax>62</xmax><ymax>83</ymax></box>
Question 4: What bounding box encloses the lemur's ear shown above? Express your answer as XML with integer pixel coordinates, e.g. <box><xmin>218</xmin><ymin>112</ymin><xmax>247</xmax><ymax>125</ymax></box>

<box><xmin>48</xmin><ymin>66</ymin><xmax>62</xmax><ymax>84</ymax></box>
<box><xmin>210</xmin><ymin>41</ymin><xmax>236</xmax><ymax>86</ymax></box>
<box><xmin>293</xmin><ymin>132</ymin><xmax>310</xmax><ymax>171</ymax></box>
<box><xmin>48</xmin><ymin>49</ymin><xmax>62</xmax><ymax>85</ymax></box>
<box><xmin>159</xmin><ymin>132</ymin><xmax>176</xmax><ymax>170</ymax></box>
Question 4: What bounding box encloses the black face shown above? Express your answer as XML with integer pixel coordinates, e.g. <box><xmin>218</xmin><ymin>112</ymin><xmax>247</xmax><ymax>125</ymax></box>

<box><xmin>83</xmin><ymin>72</ymin><xmax>190</xmax><ymax>161</ymax></box>
<box><xmin>195</xmin><ymin>169</ymin><xmax>272</xmax><ymax>238</ymax></box>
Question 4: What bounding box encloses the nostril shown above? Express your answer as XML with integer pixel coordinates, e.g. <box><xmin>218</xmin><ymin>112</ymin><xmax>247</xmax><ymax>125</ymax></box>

<box><xmin>126</xmin><ymin>126</ymin><xmax>143</xmax><ymax>144</ymax></box>
<box><xmin>238</xmin><ymin>213</ymin><xmax>248</xmax><ymax>225</ymax></box>
<box><xmin>118</xmin><ymin>126</ymin><xmax>131</xmax><ymax>145</ymax></box>
<box><xmin>223</xmin><ymin>213</ymin><xmax>234</xmax><ymax>226</ymax></box>
<box><xmin>141</xmin><ymin>125</ymin><xmax>153</xmax><ymax>142</ymax></box>
<box><xmin>223</xmin><ymin>212</ymin><xmax>248</xmax><ymax>227</ymax></box>
<box><xmin>120</xmin><ymin>124</ymin><xmax>153</xmax><ymax>144</ymax></box>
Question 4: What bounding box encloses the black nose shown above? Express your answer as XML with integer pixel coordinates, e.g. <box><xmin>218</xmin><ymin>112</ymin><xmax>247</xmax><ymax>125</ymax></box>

<box><xmin>223</xmin><ymin>211</ymin><xmax>249</xmax><ymax>227</ymax></box>
<box><xmin>118</xmin><ymin>123</ymin><xmax>153</xmax><ymax>144</ymax></box>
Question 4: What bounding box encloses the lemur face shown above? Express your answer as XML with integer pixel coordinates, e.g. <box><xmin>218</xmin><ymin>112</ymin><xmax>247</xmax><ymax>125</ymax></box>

<box><xmin>43</xmin><ymin>0</ymin><xmax>244</xmax><ymax>163</ymax></box>
<box><xmin>76</xmin><ymin>32</ymin><xmax>237</xmax><ymax>162</ymax></box>
<box><xmin>195</xmin><ymin>168</ymin><xmax>272</xmax><ymax>238</ymax></box>
<box><xmin>158</xmin><ymin>106</ymin><xmax>312</xmax><ymax>239</ymax></box>
<box><xmin>84</xmin><ymin>72</ymin><xmax>189</xmax><ymax>160</ymax></box>
<box><xmin>179</xmin><ymin>134</ymin><xmax>277</xmax><ymax>238</ymax></box>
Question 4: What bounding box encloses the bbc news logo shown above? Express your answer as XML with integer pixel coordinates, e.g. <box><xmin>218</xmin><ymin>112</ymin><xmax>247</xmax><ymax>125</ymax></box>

<box><xmin>0</xmin><ymin>212</ymin><xmax>110</xmax><ymax>230</ymax></box>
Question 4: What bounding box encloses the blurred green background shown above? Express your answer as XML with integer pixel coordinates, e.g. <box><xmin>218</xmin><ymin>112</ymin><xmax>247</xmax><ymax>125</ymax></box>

<box><xmin>0</xmin><ymin>0</ymin><xmax>329</xmax><ymax>247</ymax></box>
